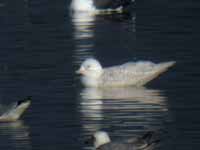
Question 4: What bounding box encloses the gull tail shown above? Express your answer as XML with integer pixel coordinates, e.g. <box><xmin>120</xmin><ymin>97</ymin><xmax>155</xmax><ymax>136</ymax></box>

<box><xmin>157</xmin><ymin>61</ymin><xmax>176</xmax><ymax>74</ymax></box>
<box><xmin>141</xmin><ymin>129</ymin><xmax>167</xmax><ymax>150</ymax></box>
<box><xmin>0</xmin><ymin>97</ymin><xmax>31</xmax><ymax>122</ymax></box>
<box><xmin>139</xmin><ymin>61</ymin><xmax>176</xmax><ymax>86</ymax></box>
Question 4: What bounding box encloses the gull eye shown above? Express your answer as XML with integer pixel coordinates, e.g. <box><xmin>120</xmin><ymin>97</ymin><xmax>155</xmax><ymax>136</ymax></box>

<box><xmin>86</xmin><ymin>65</ymin><xmax>91</xmax><ymax>69</ymax></box>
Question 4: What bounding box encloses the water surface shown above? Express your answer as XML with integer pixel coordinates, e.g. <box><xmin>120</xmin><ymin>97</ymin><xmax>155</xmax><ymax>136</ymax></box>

<box><xmin>0</xmin><ymin>0</ymin><xmax>200</xmax><ymax>150</ymax></box>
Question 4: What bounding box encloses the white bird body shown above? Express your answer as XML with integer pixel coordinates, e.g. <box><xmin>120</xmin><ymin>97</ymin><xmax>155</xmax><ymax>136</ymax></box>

<box><xmin>77</xmin><ymin>58</ymin><xmax>175</xmax><ymax>88</ymax></box>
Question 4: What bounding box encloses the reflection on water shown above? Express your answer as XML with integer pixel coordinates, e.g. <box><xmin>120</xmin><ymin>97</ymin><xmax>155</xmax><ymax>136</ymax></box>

<box><xmin>71</xmin><ymin>11</ymin><xmax>136</xmax><ymax>66</ymax></box>
<box><xmin>81</xmin><ymin>87</ymin><xmax>166</xmax><ymax>104</ymax></box>
<box><xmin>77</xmin><ymin>87</ymin><xmax>169</xmax><ymax>149</ymax></box>
<box><xmin>0</xmin><ymin>121</ymin><xmax>31</xmax><ymax>150</ymax></box>
<box><xmin>71</xmin><ymin>12</ymin><xmax>96</xmax><ymax>64</ymax></box>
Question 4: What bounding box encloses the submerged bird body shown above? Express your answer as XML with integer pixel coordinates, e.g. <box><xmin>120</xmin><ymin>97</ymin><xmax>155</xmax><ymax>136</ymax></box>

<box><xmin>0</xmin><ymin>98</ymin><xmax>31</xmax><ymax>122</ymax></box>
<box><xmin>77</xmin><ymin>58</ymin><xmax>175</xmax><ymax>87</ymax></box>
<box><xmin>97</xmin><ymin>142</ymin><xmax>134</xmax><ymax>150</ymax></box>
<box><xmin>87</xmin><ymin>131</ymin><xmax>160</xmax><ymax>150</ymax></box>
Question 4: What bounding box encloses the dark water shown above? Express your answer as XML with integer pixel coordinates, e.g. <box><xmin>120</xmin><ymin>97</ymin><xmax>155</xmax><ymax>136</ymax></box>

<box><xmin>0</xmin><ymin>0</ymin><xmax>199</xmax><ymax>150</ymax></box>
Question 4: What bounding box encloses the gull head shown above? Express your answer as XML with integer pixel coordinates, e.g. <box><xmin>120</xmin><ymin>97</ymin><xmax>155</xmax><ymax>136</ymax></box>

<box><xmin>93</xmin><ymin>131</ymin><xmax>111</xmax><ymax>148</ymax></box>
<box><xmin>76</xmin><ymin>58</ymin><xmax>103</xmax><ymax>78</ymax></box>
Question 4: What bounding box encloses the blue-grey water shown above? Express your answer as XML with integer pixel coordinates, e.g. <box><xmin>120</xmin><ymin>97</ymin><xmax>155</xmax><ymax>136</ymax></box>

<box><xmin>0</xmin><ymin>0</ymin><xmax>200</xmax><ymax>150</ymax></box>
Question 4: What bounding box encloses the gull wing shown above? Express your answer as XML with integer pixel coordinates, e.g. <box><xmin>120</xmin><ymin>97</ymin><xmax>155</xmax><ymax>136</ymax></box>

<box><xmin>100</xmin><ymin>61</ymin><xmax>175</xmax><ymax>87</ymax></box>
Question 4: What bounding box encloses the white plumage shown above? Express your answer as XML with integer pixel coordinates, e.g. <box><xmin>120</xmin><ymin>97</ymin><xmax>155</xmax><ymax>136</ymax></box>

<box><xmin>70</xmin><ymin>0</ymin><xmax>97</xmax><ymax>12</ymax></box>
<box><xmin>76</xmin><ymin>58</ymin><xmax>175</xmax><ymax>87</ymax></box>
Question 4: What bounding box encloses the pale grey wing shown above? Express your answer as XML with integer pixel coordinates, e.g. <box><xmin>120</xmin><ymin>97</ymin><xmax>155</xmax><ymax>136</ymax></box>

<box><xmin>101</xmin><ymin>61</ymin><xmax>175</xmax><ymax>86</ymax></box>
<box><xmin>98</xmin><ymin>142</ymin><xmax>135</xmax><ymax>150</ymax></box>
<box><xmin>100</xmin><ymin>63</ymin><xmax>137</xmax><ymax>86</ymax></box>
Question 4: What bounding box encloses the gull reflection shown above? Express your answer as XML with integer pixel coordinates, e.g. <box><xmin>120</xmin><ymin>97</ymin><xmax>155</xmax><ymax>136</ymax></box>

<box><xmin>0</xmin><ymin>121</ymin><xmax>31</xmax><ymax>150</ymax></box>
<box><xmin>71</xmin><ymin>12</ymin><xmax>96</xmax><ymax>64</ymax></box>
<box><xmin>72</xmin><ymin>12</ymin><xmax>95</xmax><ymax>39</ymax></box>
<box><xmin>131</xmin><ymin>12</ymin><xmax>136</xmax><ymax>32</ymax></box>
<box><xmin>78</xmin><ymin>87</ymin><xmax>169</xmax><ymax>144</ymax></box>
<box><xmin>81</xmin><ymin>87</ymin><xmax>166</xmax><ymax>105</ymax></box>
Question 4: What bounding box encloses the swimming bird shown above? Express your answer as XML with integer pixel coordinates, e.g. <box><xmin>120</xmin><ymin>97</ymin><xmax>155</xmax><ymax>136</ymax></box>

<box><xmin>0</xmin><ymin>97</ymin><xmax>31</xmax><ymax>122</ymax></box>
<box><xmin>85</xmin><ymin>131</ymin><xmax>160</xmax><ymax>150</ymax></box>
<box><xmin>70</xmin><ymin>0</ymin><xmax>135</xmax><ymax>13</ymax></box>
<box><xmin>76</xmin><ymin>58</ymin><xmax>175</xmax><ymax>87</ymax></box>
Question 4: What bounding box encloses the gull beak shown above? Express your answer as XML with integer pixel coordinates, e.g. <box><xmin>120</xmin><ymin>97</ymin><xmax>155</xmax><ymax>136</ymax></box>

<box><xmin>76</xmin><ymin>67</ymin><xmax>85</xmax><ymax>75</ymax></box>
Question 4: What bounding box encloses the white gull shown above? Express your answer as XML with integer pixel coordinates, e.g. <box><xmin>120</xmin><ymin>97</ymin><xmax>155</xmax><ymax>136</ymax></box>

<box><xmin>76</xmin><ymin>58</ymin><xmax>175</xmax><ymax>87</ymax></box>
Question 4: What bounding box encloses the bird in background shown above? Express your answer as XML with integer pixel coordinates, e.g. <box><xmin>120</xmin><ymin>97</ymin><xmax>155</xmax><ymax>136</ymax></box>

<box><xmin>0</xmin><ymin>97</ymin><xmax>31</xmax><ymax>122</ymax></box>
<box><xmin>85</xmin><ymin>130</ymin><xmax>161</xmax><ymax>150</ymax></box>
<box><xmin>70</xmin><ymin>0</ymin><xmax>135</xmax><ymax>13</ymax></box>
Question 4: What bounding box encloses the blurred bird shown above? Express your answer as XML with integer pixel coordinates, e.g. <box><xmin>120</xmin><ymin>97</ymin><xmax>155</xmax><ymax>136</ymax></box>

<box><xmin>0</xmin><ymin>97</ymin><xmax>31</xmax><ymax>122</ymax></box>
<box><xmin>85</xmin><ymin>130</ymin><xmax>161</xmax><ymax>150</ymax></box>
<box><xmin>70</xmin><ymin>0</ymin><xmax>135</xmax><ymax>13</ymax></box>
